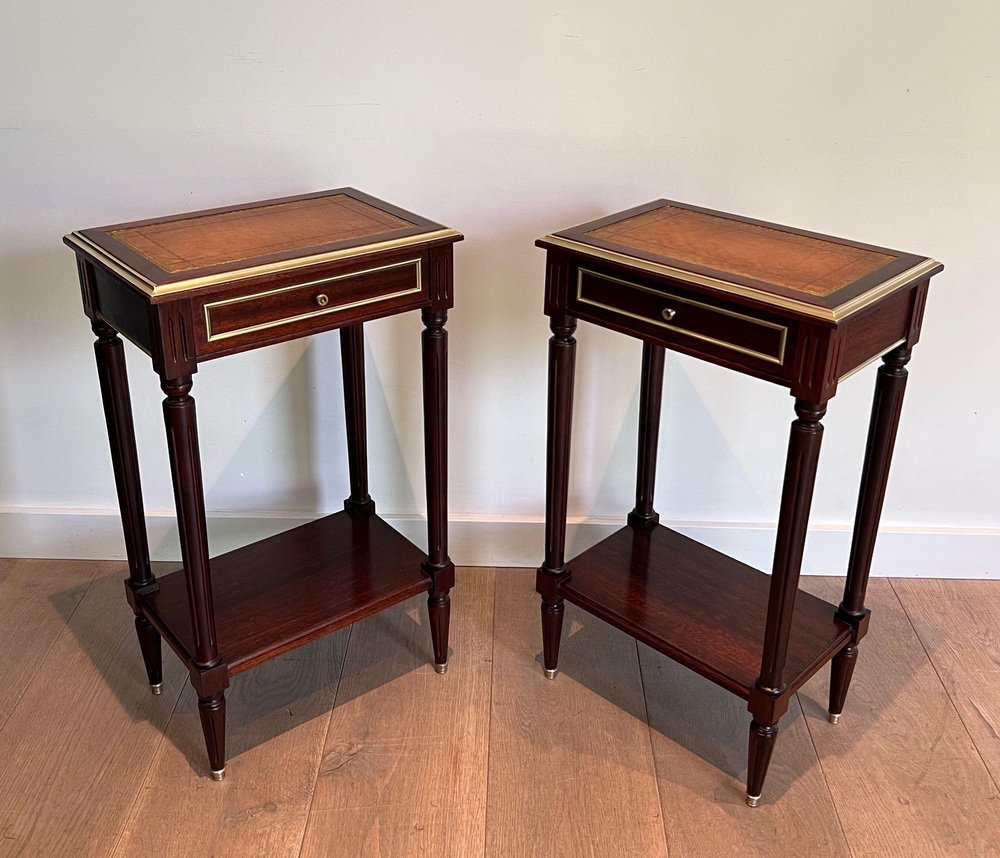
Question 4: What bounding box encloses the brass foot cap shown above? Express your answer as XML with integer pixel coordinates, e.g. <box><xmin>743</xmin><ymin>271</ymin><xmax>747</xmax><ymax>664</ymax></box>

<box><xmin>210</xmin><ymin>768</ymin><xmax>226</xmax><ymax>782</ymax></box>
<box><xmin>150</xmin><ymin>683</ymin><xmax>163</xmax><ymax>696</ymax></box>
<box><xmin>828</xmin><ymin>712</ymin><xmax>841</xmax><ymax>725</ymax></box>
<box><xmin>433</xmin><ymin>662</ymin><xmax>448</xmax><ymax>675</ymax></box>
<box><xmin>746</xmin><ymin>794</ymin><xmax>761</xmax><ymax>808</ymax></box>
<box><xmin>543</xmin><ymin>668</ymin><xmax>558</xmax><ymax>680</ymax></box>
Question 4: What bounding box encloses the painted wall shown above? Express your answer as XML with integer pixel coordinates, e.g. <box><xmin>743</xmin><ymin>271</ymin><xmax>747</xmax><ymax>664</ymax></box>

<box><xmin>1</xmin><ymin>1</ymin><xmax>997</xmax><ymax>574</ymax></box>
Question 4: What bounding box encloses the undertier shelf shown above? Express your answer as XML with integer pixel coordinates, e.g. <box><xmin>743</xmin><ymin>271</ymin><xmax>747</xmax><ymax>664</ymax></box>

<box><xmin>560</xmin><ymin>524</ymin><xmax>852</xmax><ymax>698</ymax></box>
<box><xmin>142</xmin><ymin>511</ymin><xmax>429</xmax><ymax>674</ymax></box>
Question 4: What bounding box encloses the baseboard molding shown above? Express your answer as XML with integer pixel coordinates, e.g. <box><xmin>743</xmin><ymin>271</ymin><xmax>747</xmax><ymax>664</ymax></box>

<box><xmin>0</xmin><ymin>508</ymin><xmax>996</xmax><ymax>578</ymax></box>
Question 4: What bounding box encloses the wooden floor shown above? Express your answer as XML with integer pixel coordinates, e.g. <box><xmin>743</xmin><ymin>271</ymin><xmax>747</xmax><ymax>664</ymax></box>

<box><xmin>1</xmin><ymin>560</ymin><xmax>999</xmax><ymax>857</ymax></box>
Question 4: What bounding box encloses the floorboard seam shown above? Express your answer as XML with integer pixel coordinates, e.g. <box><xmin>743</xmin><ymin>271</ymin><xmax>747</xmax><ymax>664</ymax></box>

<box><xmin>481</xmin><ymin>568</ymin><xmax>498</xmax><ymax>858</ymax></box>
<box><xmin>635</xmin><ymin>641</ymin><xmax>672</xmax><ymax>858</ymax></box>
<box><xmin>0</xmin><ymin>563</ymin><xmax>101</xmax><ymax>736</ymax></box>
<box><xmin>108</xmin><ymin>679</ymin><xmax>187</xmax><ymax>857</ymax></box>
<box><xmin>889</xmin><ymin>578</ymin><xmax>1000</xmax><ymax>795</ymax></box>
<box><xmin>295</xmin><ymin>623</ymin><xmax>354</xmax><ymax>858</ymax></box>
<box><xmin>796</xmin><ymin>691</ymin><xmax>857</xmax><ymax>858</ymax></box>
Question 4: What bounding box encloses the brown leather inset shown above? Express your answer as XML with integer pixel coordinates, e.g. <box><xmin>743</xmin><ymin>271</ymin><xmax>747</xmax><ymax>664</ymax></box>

<box><xmin>587</xmin><ymin>206</ymin><xmax>895</xmax><ymax>297</ymax></box>
<box><xmin>111</xmin><ymin>195</ymin><xmax>414</xmax><ymax>274</ymax></box>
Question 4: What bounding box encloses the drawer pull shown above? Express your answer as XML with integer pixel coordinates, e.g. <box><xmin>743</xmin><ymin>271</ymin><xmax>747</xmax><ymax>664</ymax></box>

<box><xmin>661</xmin><ymin>307</ymin><xmax>677</xmax><ymax>322</ymax></box>
<box><xmin>315</xmin><ymin>293</ymin><xmax>330</xmax><ymax>307</ymax></box>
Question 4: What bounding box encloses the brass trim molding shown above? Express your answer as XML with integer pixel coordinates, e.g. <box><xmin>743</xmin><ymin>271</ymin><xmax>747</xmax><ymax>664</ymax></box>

<box><xmin>65</xmin><ymin>228</ymin><xmax>460</xmax><ymax>297</ymax></box>
<box><xmin>542</xmin><ymin>235</ymin><xmax>940</xmax><ymax>323</ymax></box>
<box><xmin>576</xmin><ymin>268</ymin><xmax>788</xmax><ymax>365</ymax></box>
<box><xmin>204</xmin><ymin>258</ymin><xmax>423</xmax><ymax>342</ymax></box>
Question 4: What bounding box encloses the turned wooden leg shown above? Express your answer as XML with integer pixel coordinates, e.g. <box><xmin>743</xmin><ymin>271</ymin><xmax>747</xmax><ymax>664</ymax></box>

<box><xmin>536</xmin><ymin>313</ymin><xmax>577</xmax><ymax>679</ymax></box>
<box><xmin>830</xmin><ymin>345</ymin><xmax>912</xmax><ymax>722</ymax></box>
<box><xmin>340</xmin><ymin>323</ymin><xmax>375</xmax><ymax>516</ymax></box>
<box><xmin>421</xmin><ymin>309</ymin><xmax>454</xmax><ymax>673</ymax></box>
<box><xmin>746</xmin><ymin>720</ymin><xmax>779</xmax><ymax>807</ymax></box>
<box><xmin>92</xmin><ymin>321</ymin><xmax>162</xmax><ymax>693</ymax></box>
<box><xmin>749</xmin><ymin>398</ymin><xmax>826</xmax><ymax>804</ymax></box>
<box><xmin>198</xmin><ymin>693</ymin><xmax>227</xmax><ymax>780</ymax></box>
<box><xmin>162</xmin><ymin>374</ymin><xmax>227</xmax><ymax>778</ymax></box>
<box><xmin>628</xmin><ymin>342</ymin><xmax>665</xmax><ymax>529</ymax></box>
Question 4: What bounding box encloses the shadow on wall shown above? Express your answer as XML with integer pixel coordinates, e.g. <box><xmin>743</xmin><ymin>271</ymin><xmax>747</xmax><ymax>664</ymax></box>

<box><xmin>150</xmin><ymin>321</ymin><xmax>421</xmax><ymax>560</ymax></box>
<box><xmin>0</xmin><ymin>248</ymin><xmax>101</xmax><ymax>505</ymax></box>
<box><xmin>567</xmin><ymin>345</ymin><xmax>774</xmax><ymax>561</ymax></box>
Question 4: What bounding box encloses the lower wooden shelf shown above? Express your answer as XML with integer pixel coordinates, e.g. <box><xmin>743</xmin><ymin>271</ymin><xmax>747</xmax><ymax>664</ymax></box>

<box><xmin>141</xmin><ymin>511</ymin><xmax>429</xmax><ymax>675</ymax></box>
<box><xmin>560</xmin><ymin>524</ymin><xmax>852</xmax><ymax>699</ymax></box>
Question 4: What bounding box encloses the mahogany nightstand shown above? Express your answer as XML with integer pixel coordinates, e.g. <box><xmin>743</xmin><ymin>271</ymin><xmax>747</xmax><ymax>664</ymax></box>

<box><xmin>534</xmin><ymin>200</ymin><xmax>941</xmax><ymax>805</ymax></box>
<box><xmin>65</xmin><ymin>188</ymin><xmax>462</xmax><ymax>780</ymax></box>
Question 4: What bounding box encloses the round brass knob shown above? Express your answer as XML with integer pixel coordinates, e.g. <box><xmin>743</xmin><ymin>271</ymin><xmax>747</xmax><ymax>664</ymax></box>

<box><xmin>315</xmin><ymin>293</ymin><xmax>330</xmax><ymax>307</ymax></box>
<box><xmin>661</xmin><ymin>307</ymin><xmax>676</xmax><ymax>322</ymax></box>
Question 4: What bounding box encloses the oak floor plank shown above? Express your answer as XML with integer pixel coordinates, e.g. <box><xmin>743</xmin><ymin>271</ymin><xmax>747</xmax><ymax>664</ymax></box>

<box><xmin>800</xmin><ymin>578</ymin><xmax>1000</xmax><ymax>857</ymax></box>
<box><xmin>638</xmin><ymin>646</ymin><xmax>850</xmax><ymax>855</ymax></box>
<box><xmin>486</xmin><ymin>568</ymin><xmax>668</xmax><ymax>858</ymax></box>
<box><xmin>0</xmin><ymin>566</ymin><xmax>188</xmax><ymax>858</ymax></box>
<box><xmin>111</xmin><ymin>629</ymin><xmax>350</xmax><ymax>858</ymax></box>
<box><xmin>299</xmin><ymin>568</ymin><xmax>494</xmax><ymax>858</ymax></box>
<box><xmin>891</xmin><ymin>578</ymin><xmax>1000</xmax><ymax>789</ymax></box>
<box><xmin>0</xmin><ymin>558</ymin><xmax>99</xmax><ymax>728</ymax></box>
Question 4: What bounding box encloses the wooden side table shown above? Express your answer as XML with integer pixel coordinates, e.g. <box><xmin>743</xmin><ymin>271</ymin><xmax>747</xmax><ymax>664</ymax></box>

<box><xmin>535</xmin><ymin>200</ymin><xmax>941</xmax><ymax>805</ymax></box>
<box><xmin>65</xmin><ymin>188</ymin><xmax>462</xmax><ymax>780</ymax></box>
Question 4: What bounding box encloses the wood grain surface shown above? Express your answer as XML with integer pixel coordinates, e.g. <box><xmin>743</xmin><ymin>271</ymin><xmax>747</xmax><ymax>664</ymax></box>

<box><xmin>639</xmin><ymin>645</ymin><xmax>850</xmax><ymax>855</ymax></box>
<box><xmin>0</xmin><ymin>558</ymin><xmax>97</xmax><ymax>727</ymax></box>
<box><xmin>3</xmin><ymin>562</ymin><xmax>999</xmax><ymax>857</ymax></box>
<box><xmin>487</xmin><ymin>568</ymin><xmax>669</xmax><ymax>857</ymax></box>
<box><xmin>112</xmin><ymin>628</ymin><xmax>350</xmax><ymax>858</ymax></box>
<box><xmin>800</xmin><ymin>578</ymin><xmax>1000</xmax><ymax>856</ymax></box>
<box><xmin>890</xmin><ymin>578</ymin><xmax>1000</xmax><ymax>786</ymax></box>
<box><xmin>560</xmin><ymin>525</ymin><xmax>850</xmax><ymax>697</ymax></box>
<box><xmin>0</xmin><ymin>567</ymin><xmax>188</xmax><ymax>857</ymax></box>
<box><xmin>300</xmin><ymin>568</ymin><xmax>494</xmax><ymax>858</ymax></box>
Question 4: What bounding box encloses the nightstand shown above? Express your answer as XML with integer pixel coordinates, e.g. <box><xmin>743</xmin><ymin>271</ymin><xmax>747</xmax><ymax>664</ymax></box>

<box><xmin>66</xmin><ymin>188</ymin><xmax>462</xmax><ymax>779</ymax></box>
<box><xmin>534</xmin><ymin>199</ymin><xmax>941</xmax><ymax>805</ymax></box>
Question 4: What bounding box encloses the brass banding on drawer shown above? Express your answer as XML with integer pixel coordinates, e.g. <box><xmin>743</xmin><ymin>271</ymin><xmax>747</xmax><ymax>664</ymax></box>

<box><xmin>203</xmin><ymin>258</ymin><xmax>422</xmax><ymax>342</ymax></box>
<box><xmin>576</xmin><ymin>268</ymin><xmax>788</xmax><ymax>365</ymax></box>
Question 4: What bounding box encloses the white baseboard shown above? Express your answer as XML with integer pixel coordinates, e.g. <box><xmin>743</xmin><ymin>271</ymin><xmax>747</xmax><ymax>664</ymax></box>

<box><xmin>0</xmin><ymin>507</ymin><xmax>996</xmax><ymax>579</ymax></box>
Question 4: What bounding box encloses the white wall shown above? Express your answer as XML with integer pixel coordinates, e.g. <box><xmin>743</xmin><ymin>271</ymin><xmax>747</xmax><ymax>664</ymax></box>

<box><xmin>1</xmin><ymin>1</ymin><xmax>998</xmax><ymax>575</ymax></box>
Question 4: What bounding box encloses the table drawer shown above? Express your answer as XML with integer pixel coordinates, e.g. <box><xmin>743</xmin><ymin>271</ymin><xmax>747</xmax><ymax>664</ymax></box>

<box><xmin>574</xmin><ymin>267</ymin><xmax>788</xmax><ymax>365</ymax></box>
<box><xmin>201</xmin><ymin>256</ymin><xmax>423</xmax><ymax>345</ymax></box>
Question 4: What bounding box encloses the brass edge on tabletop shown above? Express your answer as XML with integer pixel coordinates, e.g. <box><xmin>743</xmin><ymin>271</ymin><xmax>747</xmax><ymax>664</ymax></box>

<box><xmin>65</xmin><ymin>232</ymin><xmax>158</xmax><ymax>291</ymax></box>
<box><xmin>66</xmin><ymin>228</ymin><xmax>461</xmax><ymax>296</ymax></box>
<box><xmin>576</xmin><ymin>268</ymin><xmax>788</xmax><ymax>365</ymax></box>
<box><xmin>204</xmin><ymin>258</ymin><xmax>423</xmax><ymax>342</ymax></box>
<box><xmin>541</xmin><ymin>235</ymin><xmax>941</xmax><ymax>322</ymax></box>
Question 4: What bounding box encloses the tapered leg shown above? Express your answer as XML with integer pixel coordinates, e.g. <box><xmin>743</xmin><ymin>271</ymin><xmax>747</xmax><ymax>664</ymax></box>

<box><xmin>135</xmin><ymin>616</ymin><xmax>163</xmax><ymax>692</ymax></box>
<box><xmin>198</xmin><ymin>693</ymin><xmax>227</xmax><ymax>780</ymax></box>
<box><xmin>92</xmin><ymin>321</ymin><xmax>162</xmax><ymax>693</ymax></box>
<box><xmin>827</xmin><ymin>645</ymin><xmax>858</xmax><ymax>724</ymax></box>
<box><xmin>428</xmin><ymin>594</ymin><xmax>450</xmax><ymax>673</ymax></box>
<box><xmin>421</xmin><ymin>309</ymin><xmax>454</xmax><ymax>673</ymax></box>
<box><xmin>536</xmin><ymin>314</ymin><xmax>577</xmax><ymax>679</ymax></box>
<box><xmin>830</xmin><ymin>345</ymin><xmax>912</xmax><ymax>721</ymax></box>
<box><xmin>628</xmin><ymin>342</ymin><xmax>665</xmax><ymax>529</ymax></box>
<box><xmin>746</xmin><ymin>720</ymin><xmax>779</xmax><ymax>806</ymax></box>
<box><xmin>340</xmin><ymin>324</ymin><xmax>375</xmax><ymax>516</ymax></box>
<box><xmin>162</xmin><ymin>374</ymin><xmax>227</xmax><ymax>777</ymax></box>
<box><xmin>749</xmin><ymin>398</ymin><xmax>826</xmax><ymax>803</ymax></box>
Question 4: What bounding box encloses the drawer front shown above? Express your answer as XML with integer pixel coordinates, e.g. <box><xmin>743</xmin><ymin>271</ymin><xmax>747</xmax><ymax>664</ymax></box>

<box><xmin>200</xmin><ymin>256</ymin><xmax>424</xmax><ymax>349</ymax></box>
<box><xmin>574</xmin><ymin>268</ymin><xmax>788</xmax><ymax>365</ymax></box>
